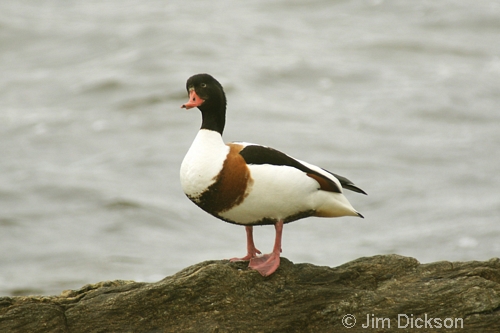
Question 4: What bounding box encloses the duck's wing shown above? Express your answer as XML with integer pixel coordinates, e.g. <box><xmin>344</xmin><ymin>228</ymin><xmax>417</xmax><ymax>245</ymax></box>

<box><xmin>237</xmin><ymin>144</ymin><xmax>343</xmax><ymax>194</ymax></box>
<box><xmin>237</xmin><ymin>143</ymin><xmax>366</xmax><ymax>195</ymax></box>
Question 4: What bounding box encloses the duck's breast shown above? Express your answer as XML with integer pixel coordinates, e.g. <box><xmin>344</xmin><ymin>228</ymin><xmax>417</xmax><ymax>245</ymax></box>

<box><xmin>180</xmin><ymin>130</ymin><xmax>229</xmax><ymax>198</ymax></box>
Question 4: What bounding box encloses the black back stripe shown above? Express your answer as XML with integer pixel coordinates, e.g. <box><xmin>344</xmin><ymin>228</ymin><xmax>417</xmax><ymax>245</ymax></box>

<box><xmin>238</xmin><ymin>145</ymin><xmax>342</xmax><ymax>194</ymax></box>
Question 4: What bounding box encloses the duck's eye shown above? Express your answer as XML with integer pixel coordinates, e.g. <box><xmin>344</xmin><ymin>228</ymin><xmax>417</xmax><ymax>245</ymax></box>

<box><xmin>200</xmin><ymin>83</ymin><xmax>207</xmax><ymax>88</ymax></box>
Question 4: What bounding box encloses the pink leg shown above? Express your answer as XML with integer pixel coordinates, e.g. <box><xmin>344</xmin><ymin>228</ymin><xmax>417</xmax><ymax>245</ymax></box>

<box><xmin>248</xmin><ymin>220</ymin><xmax>283</xmax><ymax>277</ymax></box>
<box><xmin>229</xmin><ymin>226</ymin><xmax>262</xmax><ymax>262</ymax></box>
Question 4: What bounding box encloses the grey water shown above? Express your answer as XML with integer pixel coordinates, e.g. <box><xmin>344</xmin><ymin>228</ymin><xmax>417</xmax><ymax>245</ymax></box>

<box><xmin>1</xmin><ymin>0</ymin><xmax>499</xmax><ymax>296</ymax></box>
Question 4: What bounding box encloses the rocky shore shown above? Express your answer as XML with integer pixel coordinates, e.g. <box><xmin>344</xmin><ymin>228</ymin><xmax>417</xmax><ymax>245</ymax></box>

<box><xmin>1</xmin><ymin>254</ymin><xmax>499</xmax><ymax>332</ymax></box>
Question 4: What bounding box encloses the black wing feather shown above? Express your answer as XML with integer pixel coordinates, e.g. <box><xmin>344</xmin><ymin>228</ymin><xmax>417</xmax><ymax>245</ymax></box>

<box><xmin>324</xmin><ymin>169</ymin><xmax>367</xmax><ymax>195</ymax></box>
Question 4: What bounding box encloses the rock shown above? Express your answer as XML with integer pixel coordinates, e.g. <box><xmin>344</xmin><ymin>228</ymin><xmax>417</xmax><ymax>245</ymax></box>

<box><xmin>1</xmin><ymin>254</ymin><xmax>499</xmax><ymax>332</ymax></box>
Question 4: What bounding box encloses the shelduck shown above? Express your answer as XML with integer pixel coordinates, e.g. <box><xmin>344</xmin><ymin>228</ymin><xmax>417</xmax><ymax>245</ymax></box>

<box><xmin>180</xmin><ymin>73</ymin><xmax>366</xmax><ymax>276</ymax></box>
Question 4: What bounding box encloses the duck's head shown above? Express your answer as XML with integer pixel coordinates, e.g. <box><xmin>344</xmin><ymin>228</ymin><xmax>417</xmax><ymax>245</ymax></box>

<box><xmin>181</xmin><ymin>74</ymin><xmax>226</xmax><ymax>111</ymax></box>
<box><xmin>181</xmin><ymin>73</ymin><xmax>227</xmax><ymax>134</ymax></box>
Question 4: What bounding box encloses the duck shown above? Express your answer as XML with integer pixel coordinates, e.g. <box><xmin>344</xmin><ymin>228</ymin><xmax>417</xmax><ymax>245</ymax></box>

<box><xmin>180</xmin><ymin>73</ymin><xmax>366</xmax><ymax>277</ymax></box>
